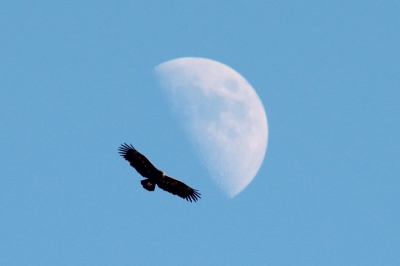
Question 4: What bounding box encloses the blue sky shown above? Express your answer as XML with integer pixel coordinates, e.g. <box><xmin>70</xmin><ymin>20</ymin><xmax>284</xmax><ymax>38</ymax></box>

<box><xmin>1</xmin><ymin>1</ymin><xmax>399</xmax><ymax>265</ymax></box>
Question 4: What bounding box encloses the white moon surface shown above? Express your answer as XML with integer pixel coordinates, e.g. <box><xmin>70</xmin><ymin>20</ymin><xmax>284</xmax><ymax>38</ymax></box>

<box><xmin>155</xmin><ymin>57</ymin><xmax>268</xmax><ymax>198</ymax></box>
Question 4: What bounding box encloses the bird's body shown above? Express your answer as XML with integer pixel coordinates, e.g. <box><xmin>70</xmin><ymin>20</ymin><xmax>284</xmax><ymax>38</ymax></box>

<box><xmin>118</xmin><ymin>143</ymin><xmax>201</xmax><ymax>202</ymax></box>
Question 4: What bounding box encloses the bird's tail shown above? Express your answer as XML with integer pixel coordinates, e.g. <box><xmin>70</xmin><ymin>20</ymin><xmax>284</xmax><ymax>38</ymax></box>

<box><xmin>140</xmin><ymin>179</ymin><xmax>156</xmax><ymax>191</ymax></box>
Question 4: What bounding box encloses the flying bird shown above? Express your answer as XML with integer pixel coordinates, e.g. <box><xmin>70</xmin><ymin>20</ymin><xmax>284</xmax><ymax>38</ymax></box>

<box><xmin>118</xmin><ymin>143</ymin><xmax>201</xmax><ymax>202</ymax></box>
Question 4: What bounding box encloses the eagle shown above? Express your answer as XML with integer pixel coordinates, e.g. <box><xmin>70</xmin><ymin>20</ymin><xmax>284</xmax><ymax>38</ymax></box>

<box><xmin>118</xmin><ymin>143</ymin><xmax>201</xmax><ymax>202</ymax></box>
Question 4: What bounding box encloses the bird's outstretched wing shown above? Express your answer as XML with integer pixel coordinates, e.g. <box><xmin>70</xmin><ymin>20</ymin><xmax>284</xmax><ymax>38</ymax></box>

<box><xmin>118</xmin><ymin>143</ymin><xmax>159</xmax><ymax>178</ymax></box>
<box><xmin>157</xmin><ymin>175</ymin><xmax>201</xmax><ymax>202</ymax></box>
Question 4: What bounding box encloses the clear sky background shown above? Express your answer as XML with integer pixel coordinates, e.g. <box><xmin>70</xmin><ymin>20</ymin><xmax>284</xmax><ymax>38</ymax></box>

<box><xmin>1</xmin><ymin>2</ymin><xmax>399</xmax><ymax>265</ymax></box>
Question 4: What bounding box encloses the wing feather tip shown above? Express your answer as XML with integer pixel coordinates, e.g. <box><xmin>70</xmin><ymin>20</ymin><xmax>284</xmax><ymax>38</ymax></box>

<box><xmin>118</xmin><ymin>143</ymin><xmax>138</xmax><ymax>158</ymax></box>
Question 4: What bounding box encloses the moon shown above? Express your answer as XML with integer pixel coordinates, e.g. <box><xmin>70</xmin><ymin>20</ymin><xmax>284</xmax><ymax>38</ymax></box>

<box><xmin>155</xmin><ymin>57</ymin><xmax>268</xmax><ymax>198</ymax></box>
